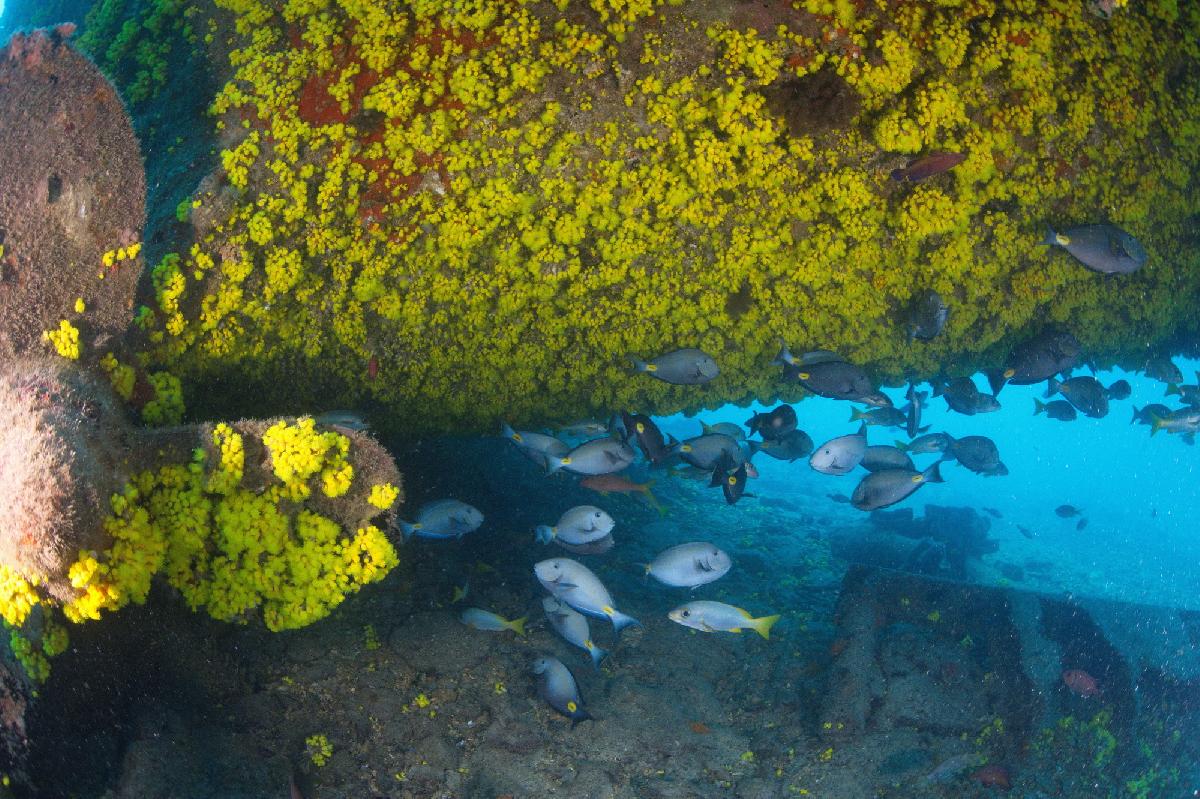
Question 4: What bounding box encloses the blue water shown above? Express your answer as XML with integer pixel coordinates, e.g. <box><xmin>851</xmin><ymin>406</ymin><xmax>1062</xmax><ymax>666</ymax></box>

<box><xmin>656</xmin><ymin>360</ymin><xmax>1200</xmax><ymax>610</ymax></box>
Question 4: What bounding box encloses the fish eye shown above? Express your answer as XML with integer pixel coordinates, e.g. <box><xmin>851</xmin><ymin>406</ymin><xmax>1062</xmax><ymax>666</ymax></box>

<box><xmin>682</xmin><ymin>610</ymin><xmax>690</xmax><ymax>617</ymax></box>
<box><xmin>595</xmin><ymin>511</ymin><xmax>602</xmax><ymax>517</ymax></box>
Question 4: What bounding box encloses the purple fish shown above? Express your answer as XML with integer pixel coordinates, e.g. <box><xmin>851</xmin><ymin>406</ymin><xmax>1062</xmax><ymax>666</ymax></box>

<box><xmin>890</xmin><ymin>152</ymin><xmax>967</xmax><ymax>182</ymax></box>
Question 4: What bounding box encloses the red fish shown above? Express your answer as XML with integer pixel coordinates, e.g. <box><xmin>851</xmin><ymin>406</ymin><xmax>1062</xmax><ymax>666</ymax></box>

<box><xmin>890</xmin><ymin>151</ymin><xmax>967</xmax><ymax>182</ymax></box>
<box><xmin>367</xmin><ymin>355</ymin><xmax>378</xmax><ymax>381</ymax></box>
<box><xmin>969</xmin><ymin>764</ymin><xmax>1012</xmax><ymax>790</ymax></box>
<box><xmin>580</xmin><ymin>474</ymin><xmax>664</xmax><ymax>514</ymax></box>
<box><xmin>1062</xmin><ymin>669</ymin><xmax>1100</xmax><ymax>698</ymax></box>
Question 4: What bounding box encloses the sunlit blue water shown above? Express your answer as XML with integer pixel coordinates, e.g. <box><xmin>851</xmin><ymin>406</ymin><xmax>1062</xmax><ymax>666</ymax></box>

<box><xmin>656</xmin><ymin>360</ymin><xmax>1200</xmax><ymax>610</ymax></box>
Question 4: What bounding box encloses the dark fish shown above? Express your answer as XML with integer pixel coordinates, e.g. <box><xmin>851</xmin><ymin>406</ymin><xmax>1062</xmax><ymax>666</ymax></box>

<box><xmin>1131</xmin><ymin>403</ymin><xmax>1170</xmax><ymax>426</ymax></box>
<box><xmin>1034</xmin><ymin>398</ymin><xmax>1077</xmax><ymax>421</ymax></box>
<box><xmin>1017</xmin><ymin>525</ymin><xmax>1034</xmax><ymax>539</ymax></box>
<box><xmin>850</xmin><ymin>406</ymin><xmax>907</xmax><ymax>428</ymax></box>
<box><xmin>784</xmin><ymin>360</ymin><xmax>890</xmax><ymax>406</ymax></box>
<box><xmin>533</xmin><ymin>656</ymin><xmax>591</xmax><ymax>725</ymax></box>
<box><xmin>631</xmin><ymin>348</ymin><xmax>719</xmax><ymax>384</ymax></box>
<box><xmin>1044</xmin><ymin>224</ymin><xmax>1147</xmax><ymax>274</ymax></box>
<box><xmin>1142</xmin><ymin>357</ymin><xmax>1182</xmax><ymax>384</ymax></box>
<box><xmin>1165</xmin><ymin>373</ymin><xmax>1200</xmax><ymax>406</ymax></box>
<box><xmin>709</xmin><ymin>454</ymin><xmax>750</xmax><ymax>505</ymax></box>
<box><xmin>1105</xmin><ymin>379</ymin><xmax>1131</xmax><ymax>401</ymax></box>
<box><xmin>1046</xmin><ymin>376</ymin><xmax>1109</xmax><ymax>419</ymax></box>
<box><xmin>904</xmin><ymin>383</ymin><xmax>928</xmax><ymax>438</ymax></box>
<box><xmin>1076</xmin><ymin>518</ymin><xmax>1089</xmax><ymax>531</ymax></box>
<box><xmin>1055</xmin><ymin>504</ymin><xmax>1082</xmax><ymax>517</ymax></box>
<box><xmin>621</xmin><ymin>412</ymin><xmax>671</xmax><ymax>464</ymax></box>
<box><xmin>753</xmin><ymin>428</ymin><xmax>814</xmax><ymax>461</ymax></box>
<box><xmin>850</xmin><ymin>462</ymin><xmax>944</xmax><ymax>511</ymax></box>
<box><xmin>905</xmin><ymin>289</ymin><xmax>949</xmax><ymax>342</ymax></box>
<box><xmin>890</xmin><ymin>152</ymin><xmax>967</xmax><ymax>182</ymax></box>
<box><xmin>944</xmin><ymin>435</ymin><xmax>1007</xmax><ymax>476</ymax></box>
<box><xmin>983</xmin><ymin>507</ymin><xmax>1003</xmax><ymax>519</ymax></box>
<box><xmin>896</xmin><ymin>432</ymin><xmax>953</xmax><ymax>454</ymax></box>
<box><xmin>673</xmin><ymin>433</ymin><xmax>742</xmax><ymax>470</ymax></box>
<box><xmin>860</xmin><ymin>445</ymin><xmax>914</xmax><ymax>473</ymax></box>
<box><xmin>987</xmin><ymin>330</ymin><xmax>1080</xmax><ymax>396</ymax></box>
<box><xmin>828</xmin><ymin>493</ymin><xmax>852</xmax><ymax>503</ymax></box>
<box><xmin>937</xmin><ymin>376</ymin><xmax>999</xmax><ymax>416</ymax></box>
<box><xmin>746</xmin><ymin>404</ymin><xmax>797</xmax><ymax>441</ymax></box>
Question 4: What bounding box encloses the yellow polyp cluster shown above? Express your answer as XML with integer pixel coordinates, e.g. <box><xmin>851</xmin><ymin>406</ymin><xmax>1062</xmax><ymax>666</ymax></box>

<box><xmin>99</xmin><ymin>353</ymin><xmax>137</xmax><ymax>401</ymax></box>
<box><xmin>100</xmin><ymin>242</ymin><xmax>142</xmax><ymax>269</ymax></box>
<box><xmin>42</xmin><ymin>320</ymin><xmax>81</xmax><ymax>361</ymax></box>
<box><xmin>0</xmin><ymin>566</ymin><xmax>40</xmax><ymax>628</ymax></box>
<box><xmin>141</xmin><ymin>372</ymin><xmax>185</xmax><ymax>427</ymax></box>
<box><xmin>207</xmin><ymin>423</ymin><xmax>245</xmax><ymax>494</ymax></box>
<box><xmin>8</xmin><ymin>632</ymin><xmax>50</xmax><ymax>683</ymax></box>
<box><xmin>138</xmin><ymin>0</ymin><xmax>1200</xmax><ymax>430</ymax></box>
<box><xmin>367</xmin><ymin>482</ymin><xmax>400</xmax><ymax>510</ymax></box>
<box><xmin>261</xmin><ymin>418</ymin><xmax>353</xmax><ymax>501</ymax></box>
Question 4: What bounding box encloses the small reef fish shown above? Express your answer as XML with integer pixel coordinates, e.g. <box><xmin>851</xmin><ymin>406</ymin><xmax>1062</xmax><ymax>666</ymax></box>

<box><xmin>1055</xmin><ymin>504</ymin><xmax>1083</xmax><ymax>518</ymax></box>
<box><xmin>1034</xmin><ymin>397</ymin><xmax>1077</xmax><ymax>421</ymax></box>
<box><xmin>850</xmin><ymin>461</ymin><xmax>943</xmax><ymax>511</ymax></box>
<box><xmin>746</xmin><ymin>404</ymin><xmax>797</xmax><ymax>441</ymax></box>
<box><xmin>860</xmin><ymin>444</ymin><xmax>914</xmax><ymax>473</ymax></box>
<box><xmin>542</xmin><ymin>596</ymin><xmax>608</xmax><ymax>670</ymax></box>
<box><xmin>1046</xmin><ymin>375</ymin><xmax>1109</xmax><ymax>419</ymax></box>
<box><xmin>673</xmin><ymin>433</ymin><xmax>742</xmax><ymax>470</ymax></box>
<box><xmin>937</xmin><ymin>376</ymin><xmax>1000</xmax><ymax>416</ymax></box>
<box><xmin>809</xmin><ymin>423</ymin><xmax>868</xmax><ymax>476</ymax></box>
<box><xmin>546</xmin><ymin>437</ymin><xmax>636</xmax><ymax>476</ymax></box>
<box><xmin>1105</xmin><ymin>379</ymin><xmax>1131</xmax><ymax>401</ymax></box>
<box><xmin>983</xmin><ymin>507</ymin><xmax>1003</xmax><ymax>519</ymax></box>
<box><xmin>668</xmin><ymin>601</ymin><xmax>780</xmax><ymax>639</ymax></box>
<box><xmin>1131</xmin><ymin>403</ymin><xmax>1171</xmax><ymax>426</ymax></box>
<box><xmin>828</xmin><ymin>492</ymin><xmax>852</xmax><ymax>503</ymax></box>
<box><xmin>944</xmin><ymin>435</ymin><xmax>1008</xmax><ymax>476</ymax></box>
<box><xmin>580</xmin><ymin>474</ymin><xmax>663</xmax><ymax>513</ymax></box>
<box><xmin>451</xmin><ymin>583</ymin><xmax>469</xmax><ymax>604</ymax></box>
<box><xmin>904</xmin><ymin>383</ymin><xmax>928</xmax><ymax>438</ymax></box>
<box><xmin>987</xmin><ymin>329</ymin><xmax>1080</xmax><ymax>396</ymax></box>
<box><xmin>905</xmin><ymin>289</ymin><xmax>949</xmax><ymax>342</ymax></box>
<box><xmin>621</xmin><ymin>412</ymin><xmax>673</xmax><ymax>464</ymax></box>
<box><xmin>896</xmin><ymin>432</ymin><xmax>952</xmax><ymax>454</ymax></box>
<box><xmin>969</xmin><ymin>764</ymin><xmax>1012</xmax><ymax>790</ymax></box>
<box><xmin>1165</xmin><ymin>373</ymin><xmax>1200</xmax><ymax>406</ymax></box>
<box><xmin>314</xmin><ymin>410</ymin><xmax>369</xmax><ymax>433</ymax></box>
<box><xmin>890</xmin><ymin>151</ymin><xmax>966</xmax><ymax>182</ymax></box>
<box><xmin>1044</xmin><ymin>224</ymin><xmax>1147</xmax><ymax>274</ymax></box>
<box><xmin>850</xmin><ymin>406</ymin><xmax>907</xmax><ymax>428</ymax></box>
<box><xmin>500</xmin><ymin>421</ymin><xmax>570</xmax><ymax>469</ymax></box>
<box><xmin>535</xmin><ymin>558</ymin><xmax>640</xmax><ymax>633</ymax></box>
<box><xmin>645</xmin><ymin>542</ymin><xmax>732</xmax><ymax>588</ymax></box>
<box><xmin>772</xmin><ymin>341</ymin><xmax>843</xmax><ymax>368</ymax></box>
<box><xmin>1076</xmin><ymin>518</ymin><xmax>1089</xmax><ymax>531</ymax></box>
<box><xmin>1017</xmin><ymin>525</ymin><xmax>1035</xmax><ymax>539</ymax></box>
<box><xmin>533</xmin><ymin>655</ymin><xmax>591</xmax><ymax>725</ymax></box>
<box><xmin>710</xmin><ymin>456</ymin><xmax>751</xmax><ymax>505</ymax></box>
<box><xmin>1062</xmin><ymin>669</ymin><xmax>1101</xmax><ymax>698</ymax></box>
<box><xmin>785</xmin><ymin>359</ymin><xmax>890</xmax><ymax>406</ymax></box>
<box><xmin>535</xmin><ymin>506</ymin><xmax>615</xmax><ymax>546</ymax></box>
<box><xmin>752</xmin><ymin>428</ymin><xmax>813</xmax><ymax>462</ymax></box>
<box><xmin>1142</xmin><ymin>357</ymin><xmax>1182</xmax><ymax>384</ymax></box>
<box><xmin>701</xmin><ymin>420</ymin><xmax>746</xmax><ymax>441</ymax></box>
<box><xmin>631</xmin><ymin>348</ymin><xmax>719</xmax><ymax>385</ymax></box>
<box><xmin>920</xmin><ymin>752</ymin><xmax>980</xmax><ymax>785</ymax></box>
<box><xmin>460</xmin><ymin>608</ymin><xmax>527</xmax><ymax>636</ymax></box>
<box><xmin>398</xmin><ymin>499</ymin><xmax>484</xmax><ymax>541</ymax></box>
<box><xmin>558</xmin><ymin>420</ymin><xmax>610</xmax><ymax>437</ymax></box>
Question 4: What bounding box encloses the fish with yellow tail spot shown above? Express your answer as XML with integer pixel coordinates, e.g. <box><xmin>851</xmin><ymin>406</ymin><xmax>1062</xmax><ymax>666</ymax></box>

<box><xmin>532</xmin><ymin>655</ymin><xmax>591</xmax><ymax>725</ymax></box>
<box><xmin>668</xmin><ymin>601</ymin><xmax>780</xmax><ymax>640</ymax></box>
<box><xmin>542</xmin><ymin>596</ymin><xmax>608</xmax><ymax>670</ymax></box>
<box><xmin>397</xmin><ymin>499</ymin><xmax>484</xmax><ymax>541</ymax></box>
<box><xmin>629</xmin><ymin>348</ymin><xmax>719</xmax><ymax>385</ymax></box>
<box><xmin>460</xmin><ymin>608</ymin><xmax>527</xmax><ymax>636</ymax></box>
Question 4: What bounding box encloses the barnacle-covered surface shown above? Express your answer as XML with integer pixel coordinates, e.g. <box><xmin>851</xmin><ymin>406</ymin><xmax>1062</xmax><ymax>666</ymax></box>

<box><xmin>126</xmin><ymin>0</ymin><xmax>1200</xmax><ymax>431</ymax></box>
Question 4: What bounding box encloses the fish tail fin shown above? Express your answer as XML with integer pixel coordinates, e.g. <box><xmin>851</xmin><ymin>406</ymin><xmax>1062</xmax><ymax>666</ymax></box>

<box><xmin>398</xmin><ymin>521</ymin><xmax>417</xmax><ymax>541</ymax></box>
<box><xmin>751</xmin><ymin>614</ymin><xmax>782</xmax><ymax>640</ymax></box>
<box><xmin>544</xmin><ymin>456</ymin><xmax>568</xmax><ymax>475</ymax></box>
<box><xmin>570</xmin><ymin>709</ymin><xmax>594</xmax><ymax>727</ymax></box>
<box><xmin>588</xmin><ymin>642</ymin><xmax>609</xmax><ymax>671</ymax></box>
<box><xmin>924</xmin><ymin>462</ymin><xmax>945</xmax><ymax>483</ymax></box>
<box><xmin>629</xmin><ymin>356</ymin><xmax>649</xmax><ymax>373</ymax></box>
<box><xmin>609</xmin><ymin>609</ymin><xmax>641</xmax><ymax>634</ymax></box>
<box><xmin>499</xmin><ymin>420</ymin><xmax>517</xmax><ymax>440</ymax></box>
<box><xmin>985</xmin><ymin>369</ymin><xmax>1006</xmax><ymax>397</ymax></box>
<box><xmin>641</xmin><ymin>482</ymin><xmax>666</xmax><ymax>516</ymax></box>
<box><xmin>507</xmin><ymin>616</ymin><xmax>528</xmax><ymax>637</ymax></box>
<box><xmin>638</xmin><ymin>563</ymin><xmax>651</xmax><ymax>581</ymax></box>
<box><xmin>701</xmin><ymin>421</ymin><xmax>713</xmax><ymax>435</ymax></box>
<box><xmin>1131</xmin><ymin>406</ymin><xmax>1141</xmax><ymax>425</ymax></box>
<box><xmin>1149</xmin><ymin>412</ymin><xmax>1166</xmax><ymax>436</ymax></box>
<box><xmin>849</xmin><ymin>408</ymin><xmax>865</xmax><ymax>422</ymax></box>
<box><xmin>772</xmin><ymin>339</ymin><xmax>793</xmax><ymax>366</ymax></box>
<box><xmin>1033</xmin><ymin>398</ymin><xmax>1046</xmax><ymax>415</ymax></box>
<box><xmin>894</xmin><ymin>439</ymin><xmax>909</xmax><ymax>451</ymax></box>
<box><xmin>1165</xmin><ymin>383</ymin><xmax>1180</xmax><ymax>396</ymax></box>
<box><xmin>535</xmin><ymin>525</ymin><xmax>555</xmax><ymax>544</ymax></box>
<box><xmin>1044</xmin><ymin>377</ymin><xmax>1059</xmax><ymax>398</ymax></box>
<box><xmin>1183</xmin><ymin>432</ymin><xmax>1195</xmax><ymax>446</ymax></box>
<box><xmin>1042</xmin><ymin>226</ymin><xmax>1060</xmax><ymax>247</ymax></box>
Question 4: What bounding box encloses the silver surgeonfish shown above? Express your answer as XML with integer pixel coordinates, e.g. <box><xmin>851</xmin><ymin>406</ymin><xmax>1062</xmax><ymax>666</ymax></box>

<box><xmin>630</xmin><ymin>348</ymin><xmax>719</xmax><ymax>384</ymax></box>
<box><xmin>542</xmin><ymin>597</ymin><xmax>608</xmax><ymax>670</ymax></box>
<box><xmin>535</xmin><ymin>506</ymin><xmax>615</xmax><ymax>545</ymax></box>
<box><xmin>645</xmin><ymin>542</ymin><xmax>731</xmax><ymax>588</ymax></box>
<box><xmin>532</xmin><ymin>656</ymin><xmax>591</xmax><ymax>725</ymax></box>
<box><xmin>398</xmin><ymin>499</ymin><xmax>484</xmax><ymax>541</ymax></box>
<box><xmin>534</xmin><ymin>558</ymin><xmax>640</xmax><ymax>633</ymax></box>
<box><xmin>546</xmin><ymin>437</ymin><xmax>636</xmax><ymax>476</ymax></box>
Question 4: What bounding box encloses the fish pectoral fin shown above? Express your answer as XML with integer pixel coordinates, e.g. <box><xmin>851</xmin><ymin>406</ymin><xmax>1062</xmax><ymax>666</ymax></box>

<box><xmin>551</xmin><ymin>578</ymin><xmax>578</xmax><ymax>590</ymax></box>
<box><xmin>700</xmin><ymin>622</ymin><xmax>718</xmax><ymax>633</ymax></box>
<box><xmin>694</xmin><ymin>558</ymin><xmax>714</xmax><ymax>573</ymax></box>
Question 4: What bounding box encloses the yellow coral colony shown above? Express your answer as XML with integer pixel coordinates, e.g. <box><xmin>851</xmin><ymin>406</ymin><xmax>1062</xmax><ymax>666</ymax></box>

<box><xmin>143</xmin><ymin>0</ymin><xmax>1199</xmax><ymax>430</ymax></box>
